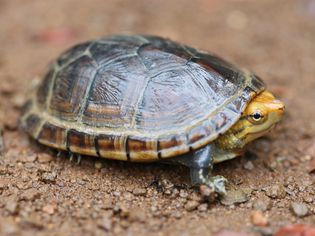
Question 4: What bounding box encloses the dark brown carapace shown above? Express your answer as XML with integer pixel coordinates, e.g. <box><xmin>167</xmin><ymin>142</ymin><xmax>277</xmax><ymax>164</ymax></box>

<box><xmin>20</xmin><ymin>35</ymin><xmax>265</xmax><ymax>162</ymax></box>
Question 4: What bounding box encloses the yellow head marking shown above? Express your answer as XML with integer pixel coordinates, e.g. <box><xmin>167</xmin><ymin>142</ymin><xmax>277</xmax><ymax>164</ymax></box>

<box><xmin>237</xmin><ymin>91</ymin><xmax>285</xmax><ymax>144</ymax></box>
<box><xmin>215</xmin><ymin>91</ymin><xmax>285</xmax><ymax>151</ymax></box>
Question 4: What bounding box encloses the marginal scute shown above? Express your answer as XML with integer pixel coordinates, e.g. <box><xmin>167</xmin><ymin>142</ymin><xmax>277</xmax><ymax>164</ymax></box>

<box><xmin>127</xmin><ymin>136</ymin><xmax>158</xmax><ymax>160</ymax></box>
<box><xmin>250</xmin><ymin>74</ymin><xmax>266</xmax><ymax>91</ymax></box>
<box><xmin>158</xmin><ymin>133</ymin><xmax>189</xmax><ymax>158</ymax></box>
<box><xmin>67</xmin><ymin>129</ymin><xmax>96</xmax><ymax>156</ymax></box>
<box><xmin>242</xmin><ymin>86</ymin><xmax>257</xmax><ymax>100</ymax></box>
<box><xmin>96</xmin><ymin>134</ymin><xmax>128</xmax><ymax>161</ymax></box>
<box><xmin>188</xmin><ymin>124</ymin><xmax>212</xmax><ymax>145</ymax></box>
<box><xmin>37</xmin><ymin>122</ymin><xmax>67</xmax><ymax>150</ymax></box>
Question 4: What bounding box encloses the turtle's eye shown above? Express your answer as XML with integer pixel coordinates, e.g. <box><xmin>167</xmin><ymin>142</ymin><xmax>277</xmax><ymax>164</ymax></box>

<box><xmin>249</xmin><ymin>111</ymin><xmax>265</xmax><ymax>124</ymax></box>
<box><xmin>252</xmin><ymin>112</ymin><xmax>262</xmax><ymax>121</ymax></box>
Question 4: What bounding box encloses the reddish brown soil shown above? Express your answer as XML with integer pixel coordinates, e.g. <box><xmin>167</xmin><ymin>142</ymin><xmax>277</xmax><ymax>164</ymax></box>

<box><xmin>0</xmin><ymin>0</ymin><xmax>315</xmax><ymax>235</ymax></box>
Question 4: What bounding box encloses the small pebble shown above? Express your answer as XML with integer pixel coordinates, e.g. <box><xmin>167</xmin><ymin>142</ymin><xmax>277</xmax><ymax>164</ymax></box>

<box><xmin>200</xmin><ymin>185</ymin><xmax>216</xmax><ymax>202</ymax></box>
<box><xmin>250</xmin><ymin>210</ymin><xmax>268</xmax><ymax>226</ymax></box>
<box><xmin>179</xmin><ymin>189</ymin><xmax>188</xmax><ymax>198</ymax></box>
<box><xmin>19</xmin><ymin>189</ymin><xmax>41</xmax><ymax>201</ymax></box>
<box><xmin>164</xmin><ymin>189</ymin><xmax>172</xmax><ymax>195</ymax></box>
<box><xmin>303</xmin><ymin>195</ymin><xmax>313</xmax><ymax>203</ymax></box>
<box><xmin>128</xmin><ymin>207</ymin><xmax>146</xmax><ymax>222</ymax></box>
<box><xmin>252</xmin><ymin>197</ymin><xmax>272</xmax><ymax>212</ymax></box>
<box><xmin>133</xmin><ymin>188</ymin><xmax>147</xmax><ymax>196</ymax></box>
<box><xmin>188</xmin><ymin>192</ymin><xmax>203</xmax><ymax>202</ymax></box>
<box><xmin>276</xmin><ymin>156</ymin><xmax>287</xmax><ymax>163</ymax></box>
<box><xmin>117</xmin><ymin>204</ymin><xmax>129</xmax><ymax>217</ymax></box>
<box><xmin>160</xmin><ymin>179</ymin><xmax>174</xmax><ymax>190</ymax></box>
<box><xmin>0</xmin><ymin>129</ymin><xmax>4</xmax><ymax>155</ymax></box>
<box><xmin>0</xmin><ymin>180</ymin><xmax>7</xmax><ymax>190</ymax></box>
<box><xmin>290</xmin><ymin>202</ymin><xmax>308</xmax><ymax>217</ymax></box>
<box><xmin>37</xmin><ymin>153</ymin><xmax>53</xmax><ymax>163</ymax></box>
<box><xmin>243</xmin><ymin>161</ymin><xmax>254</xmax><ymax>170</ymax></box>
<box><xmin>0</xmin><ymin>217</ymin><xmax>21</xmax><ymax>235</ymax></box>
<box><xmin>220</xmin><ymin>188</ymin><xmax>252</xmax><ymax>206</ymax></box>
<box><xmin>264</xmin><ymin>184</ymin><xmax>286</xmax><ymax>199</ymax></box>
<box><xmin>284</xmin><ymin>176</ymin><xmax>295</xmax><ymax>187</ymax></box>
<box><xmin>5</xmin><ymin>199</ymin><xmax>18</xmax><ymax>214</ymax></box>
<box><xmin>40</xmin><ymin>172</ymin><xmax>57</xmax><ymax>183</ymax></box>
<box><xmin>97</xmin><ymin>216</ymin><xmax>112</xmax><ymax>231</ymax></box>
<box><xmin>94</xmin><ymin>161</ymin><xmax>104</xmax><ymax>169</ymax></box>
<box><xmin>172</xmin><ymin>211</ymin><xmax>182</xmax><ymax>219</ymax></box>
<box><xmin>185</xmin><ymin>200</ymin><xmax>200</xmax><ymax>211</ymax></box>
<box><xmin>12</xmin><ymin>94</ymin><xmax>25</xmax><ymax>109</ymax></box>
<box><xmin>21</xmin><ymin>214</ymin><xmax>44</xmax><ymax>229</ymax></box>
<box><xmin>123</xmin><ymin>192</ymin><xmax>133</xmax><ymax>201</ymax></box>
<box><xmin>198</xmin><ymin>203</ymin><xmax>208</xmax><ymax>212</ymax></box>
<box><xmin>42</xmin><ymin>204</ymin><xmax>55</xmax><ymax>215</ymax></box>
<box><xmin>18</xmin><ymin>153</ymin><xmax>37</xmax><ymax>163</ymax></box>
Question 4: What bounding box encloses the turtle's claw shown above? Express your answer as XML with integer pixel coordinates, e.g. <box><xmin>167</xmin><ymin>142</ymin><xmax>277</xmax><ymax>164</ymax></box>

<box><xmin>207</xmin><ymin>175</ymin><xmax>228</xmax><ymax>195</ymax></box>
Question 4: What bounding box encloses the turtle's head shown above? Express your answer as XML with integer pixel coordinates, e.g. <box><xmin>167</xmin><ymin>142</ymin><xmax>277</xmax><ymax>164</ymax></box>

<box><xmin>232</xmin><ymin>91</ymin><xmax>285</xmax><ymax>145</ymax></box>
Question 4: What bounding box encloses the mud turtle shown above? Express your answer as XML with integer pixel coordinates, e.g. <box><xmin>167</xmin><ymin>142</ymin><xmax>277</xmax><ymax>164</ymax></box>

<box><xmin>21</xmin><ymin>35</ymin><xmax>284</xmax><ymax>194</ymax></box>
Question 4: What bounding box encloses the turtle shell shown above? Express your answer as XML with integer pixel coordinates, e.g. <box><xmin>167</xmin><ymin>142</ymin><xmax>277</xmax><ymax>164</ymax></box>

<box><xmin>21</xmin><ymin>35</ymin><xmax>265</xmax><ymax>162</ymax></box>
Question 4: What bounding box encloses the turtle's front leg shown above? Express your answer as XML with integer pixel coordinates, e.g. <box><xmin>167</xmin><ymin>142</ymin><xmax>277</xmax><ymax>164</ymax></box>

<box><xmin>170</xmin><ymin>144</ymin><xmax>227</xmax><ymax>195</ymax></box>
<box><xmin>189</xmin><ymin>145</ymin><xmax>227</xmax><ymax>195</ymax></box>
<box><xmin>190</xmin><ymin>167</ymin><xmax>227</xmax><ymax>195</ymax></box>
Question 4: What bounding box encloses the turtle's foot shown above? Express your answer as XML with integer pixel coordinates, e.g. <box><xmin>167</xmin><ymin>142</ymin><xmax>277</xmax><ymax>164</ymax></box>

<box><xmin>202</xmin><ymin>175</ymin><xmax>227</xmax><ymax>195</ymax></box>
<box><xmin>69</xmin><ymin>152</ymin><xmax>82</xmax><ymax>165</ymax></box>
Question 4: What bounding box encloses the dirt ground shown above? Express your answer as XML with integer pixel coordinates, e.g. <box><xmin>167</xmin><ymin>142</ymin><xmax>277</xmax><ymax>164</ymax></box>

<box><xmin>0</xmin><ymin>0</ymin><xmax>315</xmax><ymax>235</ymax></box>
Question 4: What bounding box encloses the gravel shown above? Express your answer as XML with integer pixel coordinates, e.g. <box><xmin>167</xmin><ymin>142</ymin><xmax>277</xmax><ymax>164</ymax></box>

<box><xmin>250</xmin><ymin>210</ymin><xmax>268</xmax><ymax>227</ymax></box>
<box><xmin>264</xmin><ymin>185</ymin><xmax>286</xmax><ymax>199</ymax></box>
<box><xmin>184</xmin><ymin>200</ymin><xmax>200</xmax><ymax>211</ymax></box>
<box><xmin>252</xmin><ymin>197</ymin><xmax>272</xmax><ymax>212</ymax></box>
<box><xmin>132</xmin><ymin>187</ymin><xmax>147</xmax><ymax>196</ymax></box>
<box><xmin>220</xmin><ymin>188</ymin><xmax>252</xmax><ymax>206</ymax></box>
<box><xmin>19</xmin><ymin>189</ymin><xmax>41</xmax><ymax>201</ymax></box>
<box><xmin>290</xmin><ymin>202</ymin><xmax>308</xmax><ymax>217</ymax></box>
<box><xmin>0</xmin><ymin>129</ymin><xmax>5</xmax><ymax>155</ymax></box>
<box><xmin>40</xmin><ymin>171</ymin><xmax>57</xmax><ymax>183</ymax></box>
<box><xmin>128</xmin><ymin>207</ymin><xmax>146</xmax><ymax>222</ymax></box>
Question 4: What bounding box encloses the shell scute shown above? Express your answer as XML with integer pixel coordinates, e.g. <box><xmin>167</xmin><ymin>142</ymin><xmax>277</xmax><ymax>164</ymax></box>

<box><xmin>50</xmin><ymin>55</ymin><xmax>97</xmax><ymax>119</ymax></box>
<box><xmin>37</xmin><ymin>122</ymin><xmax>67</xmax><ymax>150</ymax></box>
<box><xmin>67</xmin><ymin>129</ymin><xmax>97</xmax><ymax>156</ymax></box>
<box><xmin>57</xmin><ymin>42</ymin><xmax>91</xmax><ymax>67</ymax></box>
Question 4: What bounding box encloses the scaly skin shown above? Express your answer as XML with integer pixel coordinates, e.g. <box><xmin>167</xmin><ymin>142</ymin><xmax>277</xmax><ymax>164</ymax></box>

<box><xmin>214</xmin><ymin>91</ymin><xmax>285</xmax><ymax>163</ymax></box>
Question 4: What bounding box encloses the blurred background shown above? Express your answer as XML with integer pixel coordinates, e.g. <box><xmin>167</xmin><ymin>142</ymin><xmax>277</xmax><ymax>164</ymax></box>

<box><xmin>0</xmin><ymin>0</ymin><xmax>315</xmax><ymax>235</ymax></box>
